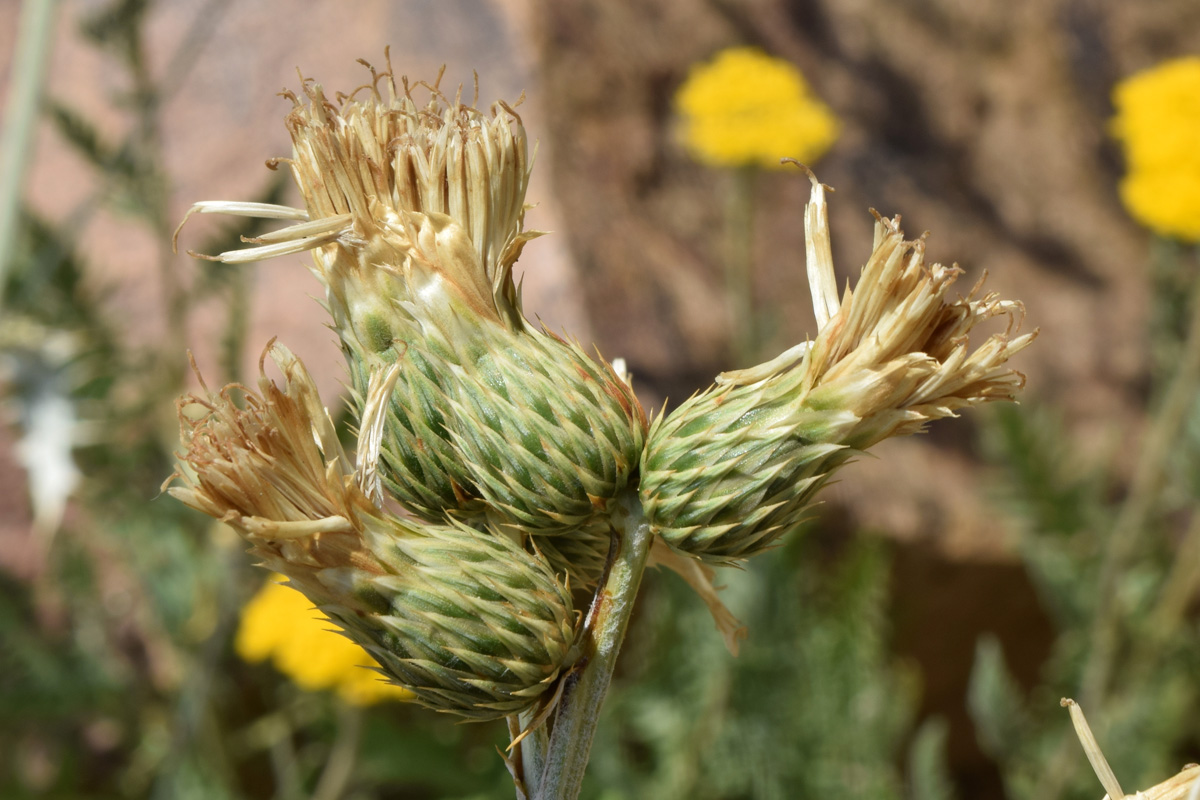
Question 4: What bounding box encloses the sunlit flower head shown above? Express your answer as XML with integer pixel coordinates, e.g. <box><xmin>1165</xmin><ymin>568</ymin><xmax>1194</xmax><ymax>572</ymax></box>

<box><xmin>1111</xmin><ymin>56</ymin><xmax>1200</xmax><ymax>241</ymax></box>
<box><xmin>675</xmin><ymin>47</ymin><xmax>840</xmax><ymax>170</ymax></box>
<box><xmin>237</xmin><ymin>575</ymin><xmax>413</xmax><ymax>705</ymax></box>
<box><xmin>169</xmin><ymin>343</ymin><xmax>579</xmax><ymax>720</ymax></box>
<box><xmin>640</xmin><ymin>167</ymin><xmax>1037</xmax><ymax>561</ymax></box>
<box><xmin>174</xmin><ymin>57</ymin><xmax>647</xmax><ymax>537</ymax></box>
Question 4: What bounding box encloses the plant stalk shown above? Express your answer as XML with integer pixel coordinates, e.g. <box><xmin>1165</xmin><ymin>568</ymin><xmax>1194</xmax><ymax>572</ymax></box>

<box><xmin>534</xmin><ymin>488</ymin><xmax>653</xmax><ymax>800</ymax></box>
<box><xmin>311</xmin><ymin>701</ymin><xmax>363</xmax><ymax>800</ymax></box>
<box><xmin>1080</xmin><ymin>249</ymin><xmax>1200</xmax><ymax>711</ymax></box>
<box><xmin>725</xmin><ymin>165</ymin><xmax>759</xmax><ymax>366</ymax></box>
<box><xmin>0</xmin><ymin>0</ymin><xmax>59</xmax><ymax>307</ymax></box>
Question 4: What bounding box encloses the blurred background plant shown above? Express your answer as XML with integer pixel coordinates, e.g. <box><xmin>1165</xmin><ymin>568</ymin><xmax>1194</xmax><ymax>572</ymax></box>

<box><xmin>1</xmin><ymin>0</ymin><xmax>1198</xmax><ymax>798</ymax></box>
<box><xmin>967</xmin><ymin>55</ymin><xmax>1200</xmax><ymax>800</ymax></box>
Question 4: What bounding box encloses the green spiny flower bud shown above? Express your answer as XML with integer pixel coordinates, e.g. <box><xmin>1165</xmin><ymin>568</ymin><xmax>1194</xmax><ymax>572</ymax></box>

<box><xmin>437</xmin><ymin>331</ymin><xmax>645</xmax><ymax>533</ymax></box>
<box><xmin>641</xmin><ymin>168</ymin><xmax>1038</xmax><ymax>563</ymax></box>
<box><xmin>640</xmin><ymin>383</ymin><xmax>858</xmax><ymax>561</ymax></box>
<box><xmin>346</xmin><ymin>338</ymin><xmax>484</xmax><ymax>522</ymax></box>
<box><xmin>176</xmin><ymin>56</ymin><xmax>647</xmax><ymax>533</ymax></box>
<box><xmin>169</xmin><ymin>343</ymin><xmax>577</xmax><ymax>720</ymax></box>
<box><xmin>314</xmin><ymin>517</ymin><xmax>578</xmax><ymax>721</ymax></box>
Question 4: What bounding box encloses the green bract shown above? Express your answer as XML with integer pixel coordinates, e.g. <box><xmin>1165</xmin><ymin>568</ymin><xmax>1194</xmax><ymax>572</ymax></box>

<box><xmin>315</xmin><ymin>518</ymin><xmax>578</xmax><ymax>720</ymax></box>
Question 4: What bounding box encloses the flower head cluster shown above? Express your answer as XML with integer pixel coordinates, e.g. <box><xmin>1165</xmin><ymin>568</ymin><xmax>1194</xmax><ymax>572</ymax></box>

<box><xmin>1111</xmin><ymin>56</ymin><xmax>1200</xmax><ymax>241</ymax></box>
<box><xmin>179</xmin><ymin>59</ymin><xmax>646</xmax><ymax>540</ymax></box>
<box><xmin>237</xmin><ymin>574</ymin><xmax>413</xmax><ymax>705</ymax></box>
<box><xmin>170</xmin><ymin>343</ymin><xmax>578</xmax><ymax>720</ymax></box>
<box><xmin>675</xmin><ymin>47</ymin><xmax>840</xmax><ymax>170</ymax></box>
<box><xmin>170</xmin><ymin>56</ymin><xmax>1033</xmax><ymax>720</ymax></box>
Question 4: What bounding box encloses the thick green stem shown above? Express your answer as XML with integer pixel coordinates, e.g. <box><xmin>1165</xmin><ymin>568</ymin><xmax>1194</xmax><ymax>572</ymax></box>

<box><xmin>535</xmin><ymin>489</ymin><xmax>653</xmax><ymax>800</ymax></box>
<box><xmin>507</xmin><ymin>708</ymin><xmax>548</xmax><ymax>799</ymax></box>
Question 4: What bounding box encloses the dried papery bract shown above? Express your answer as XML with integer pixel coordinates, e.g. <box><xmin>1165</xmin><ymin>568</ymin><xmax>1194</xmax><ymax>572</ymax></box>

<box><xmin>1063</xmin><ymin>699</ymin><xmax>1200</xmax><ymax>800</ymax></box>
<box><xmin>169</xmin><ymin>343</ymin><xmax>578</xmax><ymax>720</ymax></box>
<box><xmin>640</xmin><ymin>167</ymin><xmax>1037</xmax><ymax>562</ymax></box>
<box><xmin>176</xmin><ymin>59</ymin><xmax>645</xmax><ymax>566</ymax></box>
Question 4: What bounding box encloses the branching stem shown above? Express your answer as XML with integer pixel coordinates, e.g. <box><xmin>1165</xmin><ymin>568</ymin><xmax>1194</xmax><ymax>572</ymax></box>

<box><xmin>534</xmin><ymin>489</ymin><xmax>653</xmax><ymax>800</ymax></box>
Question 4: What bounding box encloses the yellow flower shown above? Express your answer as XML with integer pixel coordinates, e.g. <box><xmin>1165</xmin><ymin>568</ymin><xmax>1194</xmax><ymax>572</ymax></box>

<box><xmin>1111</xmin><ymin>56</ymin><xmax>1200</xmax><ymax>241</ymax></box>
<box><xmin>675</xmin><ymin>47</ymin><xmax>840</xmax><ymax>170</ymax></box>
<box><xmin>236</xmin><ymin>575</ymin><xmax>413</xmax><ymax>706</ymax></box>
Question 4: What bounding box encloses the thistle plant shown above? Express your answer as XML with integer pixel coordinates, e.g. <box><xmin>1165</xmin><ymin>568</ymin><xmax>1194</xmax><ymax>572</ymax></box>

<box><xmin>169</xmin><ymin>53</ymin><xmax>1034</xmax><ymax>798</ymax></box>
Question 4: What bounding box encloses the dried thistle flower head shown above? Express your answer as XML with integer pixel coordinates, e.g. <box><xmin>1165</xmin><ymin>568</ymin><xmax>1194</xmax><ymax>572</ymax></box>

<box><xmin>176</xmin><ymin>56</ymin><xmax>646</xmax><ymax>535</ymax></box>
<box><xmin>640</xmin><ymin>167</ymin><xmax>1037</xmax><ymax>562</ymax></box>
<box><xmin>169</xmin><ymin>343</ymin><xmax>578</xmax><ymax>720</ymax></box>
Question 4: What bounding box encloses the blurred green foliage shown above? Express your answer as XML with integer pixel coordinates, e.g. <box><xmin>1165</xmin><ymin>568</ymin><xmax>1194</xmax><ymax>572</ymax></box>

<box><xmin>585</xmin><ymin>534</ymin><xmax>927</xmax><ymax>800</ymax></box>
<box><xmin>969</xmin><ymin>241</ymin><xmax>1200</xmax><ymax>800</ymax></box>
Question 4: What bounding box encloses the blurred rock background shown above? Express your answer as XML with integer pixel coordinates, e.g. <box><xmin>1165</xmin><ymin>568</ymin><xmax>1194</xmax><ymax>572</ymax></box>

<box><xmin>2</xmin><ymin>0</ymin><xmax>1198</xmax><ymax>798</ymax></box>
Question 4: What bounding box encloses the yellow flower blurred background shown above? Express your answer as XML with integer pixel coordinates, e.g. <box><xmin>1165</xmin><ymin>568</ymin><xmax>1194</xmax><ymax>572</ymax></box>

<box><xmin>675</xmin><ymin>47</ymin><xmax>840</xmax><ymax>170</ymax></box>
<box><xmin>1111</xmin><ymin>56</ymin><xmax>1200</xmax><ymax>242</ymax></box>
<box><xmin>236</xmin><ymin>576</ymin><xmax>413</xmax><ymax>707</ymax></box>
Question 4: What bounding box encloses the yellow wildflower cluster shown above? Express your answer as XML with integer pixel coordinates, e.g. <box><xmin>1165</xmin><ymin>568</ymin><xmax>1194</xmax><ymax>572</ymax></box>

<box><xmin>675</xmin><ymin>47</ymin><xmax>840</xmax><ymax>170</ymax></box>
<box><xmin>1111</xmin><ymin>56</ymin><xmax>1200</xmax><ymax>241</ymax></box>
<box><xmin>236</xmin><ymin>575</ymin><xmax>413</xmax><ymax>706</ymax></box>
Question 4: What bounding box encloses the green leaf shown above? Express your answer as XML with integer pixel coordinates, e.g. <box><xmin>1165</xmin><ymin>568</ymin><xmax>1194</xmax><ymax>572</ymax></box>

<box><xmin>967</xmin><ymin>635</ymin><xmax>1030</xmax><ymax>761</ymax></box>
<box><xmin>907</xmin><ymin>717</ymin><xmax>958</xmax><ymax>800</ymax></box>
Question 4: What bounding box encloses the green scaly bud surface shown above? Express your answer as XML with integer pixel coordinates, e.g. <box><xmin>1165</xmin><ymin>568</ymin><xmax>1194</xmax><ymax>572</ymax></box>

<box><xmin>530</xmin><ymin>521</ymin><xmax>612</xmax><ymax>592</ymax></box>
<box><xmin>347</xmin><ymin>336</ymin><xmax>485</xmax><ymax>522</ymax></box>
<box><xmin>438</xmin><ymin>330</ymin><xmax>644</xmax><ymax>534</ymax></box>
<box><xmin>640</xmin><ymin>371</ymin><xmax>861</xmax><ymax>563</ymax></box>
<box><xmin>315</xmin><ymin>519</ymin><xmax>578</xmax><ymax>721</ymax></box>
<box><xmin>347</xmin><ymin>322</ymin><xmax>645</xmax><ymax>533</ymax></box>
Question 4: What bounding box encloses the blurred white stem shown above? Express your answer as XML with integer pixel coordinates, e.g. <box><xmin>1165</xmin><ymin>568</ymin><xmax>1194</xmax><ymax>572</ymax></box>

<box><xmin>311</xmin><ymin>702</ymin><xmax>363</xmax><ymax>800</ymax></box>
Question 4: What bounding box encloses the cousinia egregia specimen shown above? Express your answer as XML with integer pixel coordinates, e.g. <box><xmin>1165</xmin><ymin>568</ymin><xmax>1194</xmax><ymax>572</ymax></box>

<box><xmin>168</xmin><ymin>53</ymin><xmax>1035</xmax><ymax>799</ymax></box>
